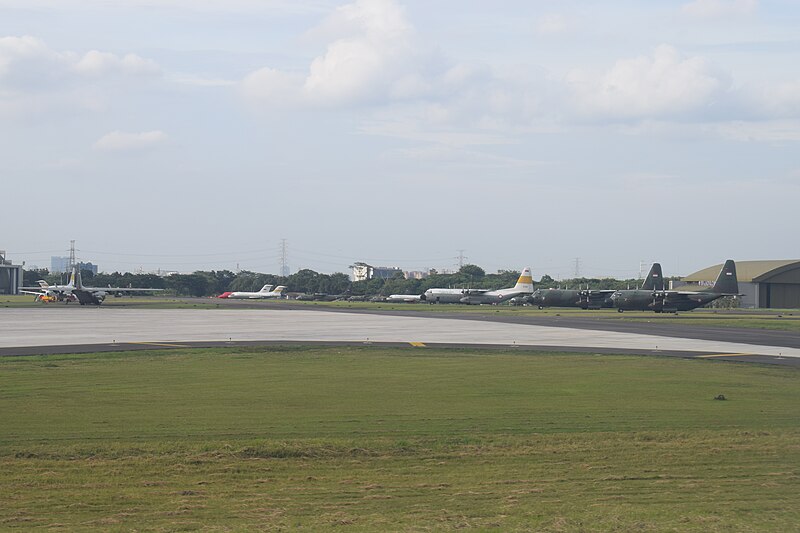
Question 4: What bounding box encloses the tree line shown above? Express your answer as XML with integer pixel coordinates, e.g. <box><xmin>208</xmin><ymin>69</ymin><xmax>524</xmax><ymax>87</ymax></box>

<box><xmin>22</xmin><ymin>264</ymin><xmax>666</xmax><ymax>298</ymax></box>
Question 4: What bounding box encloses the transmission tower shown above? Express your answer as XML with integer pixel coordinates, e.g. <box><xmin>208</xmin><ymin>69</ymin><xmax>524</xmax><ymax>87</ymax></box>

<box><xmin>68</xmin><ymin>240</ymin><xmax>76</xmax><ymax>271</ymax></box>
<box><xmin>573</xmin><ymin>257</ymin><xmax>581</xmax><ymax>278</ymax></box>
<box><xmin>457</xmin><ymin>249</ymin><xmax>467</xmax><ymax>269</ymax></box>
<box><xmin>280</xmin><ymin>239</ymin><xmax>290</xmax><ymax>276</ymax></box>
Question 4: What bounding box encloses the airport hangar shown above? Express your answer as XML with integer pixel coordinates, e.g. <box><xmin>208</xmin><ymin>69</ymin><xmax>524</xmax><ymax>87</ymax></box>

<box><xmin>0</xmin><ymin>251</ymin><xmax>23</xmax><ymax>295</ymax></box>
<box><xmin>681</xmin><ymin>260</ymin><xmax>800</xmax><ymax>309</ymax></box>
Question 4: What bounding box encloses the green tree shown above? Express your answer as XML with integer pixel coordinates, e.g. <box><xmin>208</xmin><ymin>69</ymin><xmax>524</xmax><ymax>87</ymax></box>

<box><xmin>459</xmin><ymin>264</ymin><xmax>485</xmax><ymax>279</ymax></box>
<box><xmin>165</xmin><ymin>273</ymin><xmax>209</xmax><ymax>297</ymax></box>
<box><xmin>22</xmin><ymin>268</ymin><xmax>50</xmax><ymax>286</ymax></box>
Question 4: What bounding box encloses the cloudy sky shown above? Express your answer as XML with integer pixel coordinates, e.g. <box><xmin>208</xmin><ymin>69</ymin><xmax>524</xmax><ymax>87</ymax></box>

<box><xmin>2</xmin><ymin>0</ymin><xmax>798</xmax><ymax>279</ymax></box>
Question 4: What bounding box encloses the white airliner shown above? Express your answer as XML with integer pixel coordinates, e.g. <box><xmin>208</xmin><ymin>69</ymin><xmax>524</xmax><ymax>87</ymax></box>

<box><xmin>218</xmin><ymin>285</ymin><xmax>286</xmax><ymax>299</ymax></box>
<box><xmin>423</xmin><ymin>267</ymin><xmax>534</xmax><ymax>304</ymax></box>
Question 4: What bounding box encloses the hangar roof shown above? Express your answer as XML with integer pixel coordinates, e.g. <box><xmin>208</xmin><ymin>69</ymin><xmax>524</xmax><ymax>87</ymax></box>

<box><xmin>683</xmin><ymin>260</ymin><xmax>800</xmax><ymax>283</ymax></box>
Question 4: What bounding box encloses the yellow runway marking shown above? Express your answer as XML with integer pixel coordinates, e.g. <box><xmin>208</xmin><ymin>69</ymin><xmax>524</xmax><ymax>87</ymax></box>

<box><xmin>697</xmin><ymin>353</ymin><xmax>753</xmax><ymax>358</ymax></box>
<box><xmin>409</xmin><ymin>342</ymin><xmax>426</xmax><ymax>347</ymax></box>
<box><xmin>127</xmin><ymin>342</ymin><xmax>191</xmax><ymax>348</ymax></box>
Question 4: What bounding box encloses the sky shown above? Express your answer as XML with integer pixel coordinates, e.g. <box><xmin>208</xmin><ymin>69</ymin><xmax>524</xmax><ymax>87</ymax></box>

<box><xmin>1</xmin><ymin>0</ymin><xmax>798</xmax><ymax>279</ymax></box>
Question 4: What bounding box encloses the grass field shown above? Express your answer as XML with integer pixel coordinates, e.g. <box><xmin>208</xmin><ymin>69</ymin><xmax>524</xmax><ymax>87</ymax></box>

<box><xmin>1</xmin><ymin>346</ymin><xmax>798</xmax><ymax>531</ymax></box>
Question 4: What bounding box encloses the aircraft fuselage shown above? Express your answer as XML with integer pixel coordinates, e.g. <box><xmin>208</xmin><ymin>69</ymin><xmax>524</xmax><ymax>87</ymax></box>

<box><xmin>611</xmin><ymin>290</ymin><xmax>723</xmax><ymax>312</ymax></box>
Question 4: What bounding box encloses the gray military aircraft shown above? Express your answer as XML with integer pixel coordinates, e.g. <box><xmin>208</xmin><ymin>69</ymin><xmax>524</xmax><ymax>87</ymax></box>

<box><xmin>611</xmin><ymin>259</ymin><xmax>738</xmax><ymax>313</ymax></box>
<box><xmin>527</xmin><ymin>286</ymin><xmax>615</xmax><ymax>310</ymax></box>
<box><xmin>21</xmin><ymin>267</ymin><xmax>163</xmax><ymax>305</ymax></box>
<box><xmin>527</xmin><ymin>262</ymin><xmax>663</xmax><ymax>310</ymax></box>
<box><xmin>586</xmin><ymin>262</ymin><xmax>665</xmax><ymax>310</ymax></box>
<box><xmin>525</xmin><ymin>263</ymin><xmax>664</xmax><ymax>309</ymax></box>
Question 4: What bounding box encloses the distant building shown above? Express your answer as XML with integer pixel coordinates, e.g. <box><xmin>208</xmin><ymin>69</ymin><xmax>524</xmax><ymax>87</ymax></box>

<box><xmin>0</xmin><ymin>250</ymin><xmax>23</xmax><ymax>295</ymax></box>
<box><xmin>350</xmin><ymin>262</ymin><xmax>404</xmax><ymax>282</ymax></box>
<box><xmin>50</xmin><ymin>256</ymin><xmax>98</xmax><ymax>275</ymax></box>
<box><xmin>78</xmin><ymin>262</ymin><xmax>99</xmax><ymax>275</ymax></box>
<box><xmin>405</xmin><ymin>271</ymin><xmax>429</xmax><ymax>280</ymax></box>
<box><xmin>679</xmin><ymin>260</ymin><xmax>800</xmax><ymax>309</ymax></box>
<box><xmin>51</xmin><ymin>256</ymin><xmax>70</xmax><ymax>273</ymax></box>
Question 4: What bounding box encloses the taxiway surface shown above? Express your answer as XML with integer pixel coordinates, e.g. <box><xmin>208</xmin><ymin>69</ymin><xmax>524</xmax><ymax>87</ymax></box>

<box><xmin>1</xmin><ymin>307</ymin><xmax>799</xmax><ymax>365</ymax></box>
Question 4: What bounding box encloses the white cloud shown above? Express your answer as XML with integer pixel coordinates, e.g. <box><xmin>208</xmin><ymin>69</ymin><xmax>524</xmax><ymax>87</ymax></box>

<box><xmin>0</xmin><ymin>36</ymin><xmax>161</xmax><ymax>117</ymax></box>
<box><xmin>0</xmin><ymin>36</ymin><xmax>159</xmax><ymax>86</ymax></box>
<box><xmin>93</xmin><ymin>130</ymin><xmax>168</xmax><ymax>151</ymax></box>
<box><xmin>535</xmin><ymin>14</ymin><xmax>568</xmax><ymax>35</ymax></box>
<box><xmin>243</xmin><ymin>0</ymin><xmax>427</xmax><ymax>108</ymax></box>
<box><xmin>567</xmin><ymin>45</ymin><xmax>728</xmax><ymax>120</ymax></box>
<box><xmin>74</xmin><ymin>50</ymin><xmax>160</xmax><ymax>77</ymax></box>
<box><xmin>681</xmin><ymin>0</ymin><xmax>758</xmax><ymax>18</ymax></box>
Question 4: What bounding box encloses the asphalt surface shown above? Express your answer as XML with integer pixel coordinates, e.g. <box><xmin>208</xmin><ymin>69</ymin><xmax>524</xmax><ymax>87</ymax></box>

<box><xmin>248</xmin><ymin>302</ymin><xmax>800</xmax><ymax>349</ymax></box>
<box><xmin>1</xmin><ymin>305</ymin><xmax>799</xmax><ymax>366</ymax></box>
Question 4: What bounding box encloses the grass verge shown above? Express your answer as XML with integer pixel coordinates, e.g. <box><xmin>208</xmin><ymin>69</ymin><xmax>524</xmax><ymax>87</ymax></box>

<box><xmin>1</xmin><ymin>346</ymin><xmax>798</xmax><ymax>530</ymax></box>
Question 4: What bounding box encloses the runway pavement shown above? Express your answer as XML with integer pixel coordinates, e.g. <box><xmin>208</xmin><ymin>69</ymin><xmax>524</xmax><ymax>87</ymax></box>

<box><xmin>1</xmin><ymin>307</ymin><xmax>799</xmax><ymax>366</ymax></box>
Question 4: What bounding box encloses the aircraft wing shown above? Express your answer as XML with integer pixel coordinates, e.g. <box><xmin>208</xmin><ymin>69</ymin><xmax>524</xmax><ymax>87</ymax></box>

<box><xmin>658</xmin><ymin>291</ymin><xmax>718</xmax><ymax>303</ymax></box>
<box><xmin>86</xmin><ymin>287</ymin><xmax>163</xmax><ymax>294</ymax></box>
<box><xmin>461</xmin><ymin>289</ymin><xmax>489</xmax><ymax>295</ymax></box>
<box><xmin>20</xmin><ymin>289</ymin><xmax>46</xmax><ymax>296</ymax></box>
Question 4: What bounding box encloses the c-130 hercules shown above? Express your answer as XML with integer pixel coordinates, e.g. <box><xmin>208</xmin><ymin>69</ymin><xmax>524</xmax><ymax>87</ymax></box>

<box><xmin>611</xmin><ymin>260</ymin><xmax>739</xmax><ymax>313</ymax></box>
<box><xmin>527</xmin><ymin>262</ymin><xmax>664</xmax><ymax>310</ymax></box>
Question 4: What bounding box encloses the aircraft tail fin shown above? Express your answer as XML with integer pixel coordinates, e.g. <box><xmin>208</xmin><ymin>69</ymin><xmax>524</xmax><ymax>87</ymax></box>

<box><xmin>711</xmin><ymin>259</ymin><xmax>738</xmax><ymax>294</ymax></box>
<box><xmin>273</xmin><ymin>286</ymin><xmax>286</xmax><ymax>294</ymax></box>
<box><xmin>72</xmin><ymin>267</ymin><xmax>84</xmax><ymax>290</ymax></box>
<box><xmin>259</xmin><ymin>284</ymin><xmax>274</xmax><ymax>293</ymax></box>
<box><xmin>640</xmin><ymin>263</ymin><xmax>664</xmax><ymax>291</ymax></box>
<box><xmin>36</xmin><ymin>280</ymin><xmax>50</xmax><ymax>289</ymax></box>
<box><xmin>513</xmin><ymin>267</ymin><xmax>534</xmax><ymax>294</ymax></box>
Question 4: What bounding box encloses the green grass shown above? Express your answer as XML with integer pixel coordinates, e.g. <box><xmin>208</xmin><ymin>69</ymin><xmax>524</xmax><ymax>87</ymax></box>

<box><xmin>1</xmin><ymin>346</ymin><xmax>799</xmax><ymax>530</ymax></box>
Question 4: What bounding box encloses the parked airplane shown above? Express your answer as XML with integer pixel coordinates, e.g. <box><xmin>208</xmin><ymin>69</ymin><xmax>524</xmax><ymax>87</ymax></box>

<box><xmin>527</xmin><ymin>286</ymin><xmax>615</xmax><ymax>310</ymax></box>
<box><xmin>385</xmin><ymin>294</ymin><xmax>423</xmax><ymax>303</ymax></box>
<box><xmin>218</xmin><ymin>285</ymin><xmax>286</xmax><ymax>299</ymax></box>
<box><xmin>527</xmin><ymin>263</ymin><xmax>664</xmax><ymax>310</ymax></box>
<box><xmin>19</xmin><ymin>278</ymin><xmax>72</xmax><ymax>302</ymax></box>
<box><xmin>422</xmin><ymin>267</ymin><xmax>534</xmax><ymax>304</ymax></box>
<box><xmin>295</xmin><ymin>292</ymin><xmax>345</xmax><ymax>301</ymax></box>
<box><xmin>20</xmin><ymin>279</ymin><xmax>73</xmax><ymax>302</ymax></box>
<box><xmin>611</xmin><ymin>260</ymin><xmax>738</xmax><ymax>313</ymax></box>
<box><xmin>21</xmin><ymin>268</ymin><xmax>163</xmax><ymax>305</ymax></box>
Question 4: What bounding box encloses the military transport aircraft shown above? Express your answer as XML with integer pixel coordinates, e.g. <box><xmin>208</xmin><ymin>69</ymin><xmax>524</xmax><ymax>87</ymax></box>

<box><xmin>526</xmin><ymin>262</ymin><xmax>664</xmax><ymax>310</ymax></box>
<box><xmin>422</xmin><ymin>267</ymin><xmax>534</xmax><ymax>304</ymax></box>
<box><xmin>21</xmin><ymin>267</ymin><xmax>163</xmax><ymax>305</ymax></box>
<box><xmin>527</xmin><ymin>286</ymin><xmax>616</xmax><ymax>310</ymax></box>
<box><xmin>611</xmin><ymin>259</ymin><xmax>739</xmax><ymax>313</ymax></box>
<box><xmin>218</xmin><ymin>285</ymin><xmax>286</xmax><ymax>299</ymax></box>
